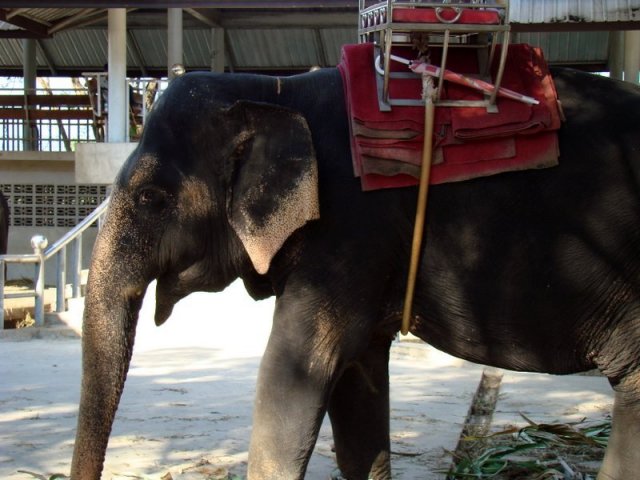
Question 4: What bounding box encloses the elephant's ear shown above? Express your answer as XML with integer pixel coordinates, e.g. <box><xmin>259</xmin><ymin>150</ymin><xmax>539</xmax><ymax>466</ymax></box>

<box><xmin>225</xmin><ymin>100</ymin><xmax>319</xmax><ymax>275</ymax></box>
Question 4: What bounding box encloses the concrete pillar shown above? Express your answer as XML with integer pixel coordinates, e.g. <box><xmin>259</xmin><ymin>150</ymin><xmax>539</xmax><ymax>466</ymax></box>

<box><xmin>623</xmin><ymin>30</ymin><xmax>640</xmax><ymax>85</ymax></box>
<box><xmin>608</xmin><ymin>31</ymin><xmax>624</xmax><ymax>81</ymax></box>
<box><xmin>167</xmin><ymin>8</ymin><xmax>183</xmax><ymax>81</ymax></box>
<box><xmin>108</xmin><ymin>9</ymin><xmax>128</xmax><ymax>143</ymax></box>
<box><xmin>23</xmin><ymin>38</ymin><xmax>37</xmax><ymax>150</ymax></box>
<box><xmin>23</xmin><ymin>39</ymin><xmax>37</xmax><ymax>92</ymax></box>
<box><xmin>211</xmin><ymin>28</ymin><xmax>225</xmax><ymax>73</ymax></box>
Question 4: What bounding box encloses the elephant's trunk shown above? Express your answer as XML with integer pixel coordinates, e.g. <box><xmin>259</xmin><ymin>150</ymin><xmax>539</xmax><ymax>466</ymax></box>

<box><xmin>71</xmin><ymin>302</ymin><xmax>140</xmax><ymax>478</ymax></box>
<box><xmin>71</xmin><ymin>223</ymin><xmax>147</xmax><ymax>479</ymax></box>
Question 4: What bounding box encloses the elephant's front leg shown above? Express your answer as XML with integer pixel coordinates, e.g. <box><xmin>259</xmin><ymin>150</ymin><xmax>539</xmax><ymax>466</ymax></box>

<box><xmin>248</xmin><ymin>344</ymin><xmax>328</xmax><ymax>479</ymax></box>
<box><xmin>247</xmin><ymin>297</ymin><xmax>354</xmax><ymax>479</ymax></box>
<box><xmin>328</xmin><ymin>335</ymin><xmax>393</xmax><ymax>480</ymax></box>
<box><xmin>598</xmin><ymin>379</ymin><xmax>640</xmax><ymax>479</ymax></box>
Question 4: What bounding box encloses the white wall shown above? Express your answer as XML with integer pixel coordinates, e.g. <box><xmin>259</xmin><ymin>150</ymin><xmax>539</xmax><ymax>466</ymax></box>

<box><xmin>1</xmin><ymin>152</ymin><xmax>103</xmax><ymax>285</ymax></box>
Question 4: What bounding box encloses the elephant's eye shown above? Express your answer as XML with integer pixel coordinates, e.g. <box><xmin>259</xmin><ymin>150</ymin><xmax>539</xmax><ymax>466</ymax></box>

<box><xmin>137</xmin><ymin>187</ymin><xmax>166</xmax><ymax>208</ymax></box>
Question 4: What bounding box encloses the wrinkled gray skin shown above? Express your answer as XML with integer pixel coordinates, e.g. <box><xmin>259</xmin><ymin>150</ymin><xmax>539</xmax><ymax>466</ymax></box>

<box><xmin>71</xmin><ymin>67</ymin><xmax>640</xmax><ymax>479</ymax></box>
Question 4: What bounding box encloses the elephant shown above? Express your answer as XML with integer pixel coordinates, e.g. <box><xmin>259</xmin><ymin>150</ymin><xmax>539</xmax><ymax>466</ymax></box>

<box><xmin>71</xmin><ymin>65</ymin><xmax>640</xmax><ymax>480</ymax></box>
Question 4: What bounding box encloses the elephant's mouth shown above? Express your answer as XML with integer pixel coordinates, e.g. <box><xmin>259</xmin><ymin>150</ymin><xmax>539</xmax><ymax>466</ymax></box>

<box><xmin>154</xmin><ymin>261</ymin><xmax>214</xmax><ymax>326</ymax></box>
<box><xmin>155</xmin><ymin>301</ymin><xmax>176</xmax><ymax>326</ymax></box>
<box><xmin>154</xmin><ymin>270</ymin><xmax>192</xmax><ymax>326</ymax></box>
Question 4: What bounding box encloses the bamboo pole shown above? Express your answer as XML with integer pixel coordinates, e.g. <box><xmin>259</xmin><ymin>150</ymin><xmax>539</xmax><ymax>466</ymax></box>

<box><xmin>401</xmin><ymin>76</ymin><xmax>437</xmax><ymax>335</ymax></box>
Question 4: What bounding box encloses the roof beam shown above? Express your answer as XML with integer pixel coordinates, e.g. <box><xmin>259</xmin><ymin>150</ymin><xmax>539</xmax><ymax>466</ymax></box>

<box><xmin>223</xmin><ymin>28</ymin><xmax>236</xmax><ymax>73</ymax></box>
<box><xmin>0</xmin><ymin>30</ymin><xmax>48</xmax><ymax>39</ymax></box>
<box><xmin>5</xmin><ymin>8</ymin><xmax>30</xmax><ymax>19</ymax></box>
<box><xmin>185</xmin><ymin>8</ymin><xmax>221</xmax><ymax>28</ymax></box>
<box><xmin>128</xmin><ymin>31</ymin><xmax>149</xmax><ymax>77</ymax></box>
<box><xmin>0</xmin><ymin>8</ymin><xmax>50</xmax><ymax>37</ymax></box>
<box><xmin>47</xmin><ymin>8</ymin><xmax>104</xmax><ymax>35</ymax></box>
<box><xmin>219</xmin><ymin>11</ymin><xmax>357</xmax><ymax>29</ymax></box>
<box><xmin>313</xmin><ymin>28</ymin><xmax>328</xmax><ymax>66</ymax></box>
<box><xmin>36</xmin><ymin>38</ymin><xmax>58</xmax><ymax>75</ymax></box>
<box><xmin>121</xmin><ymin>9</ymin><xmax>356</xmax><ymax>29</ymax></box>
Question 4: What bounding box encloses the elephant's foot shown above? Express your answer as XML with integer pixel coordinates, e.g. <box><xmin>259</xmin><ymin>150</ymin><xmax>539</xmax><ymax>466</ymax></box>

<box><xmin>330</xmin><ymin>468</ymin><xmax>351</xmax><ymax>480</ymax></box>
<box><xmin>330</xmin><ymin>466</ymin><xmax>384</xmax><ymax>480</ymax></box>
<box><xmin>597</xmin><ymin>384</ymin><xmax>640</xmax><ymax>479</ymax></box>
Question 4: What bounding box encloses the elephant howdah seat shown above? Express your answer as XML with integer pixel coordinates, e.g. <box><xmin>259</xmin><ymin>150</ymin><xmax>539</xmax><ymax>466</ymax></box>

<box><xmin>345</xmin><ymin>0</ymin><xmax>562</xmax><ymax>191</ymax></box>
<box><xmin>358</xmin><ymin>0</ymin><xmax>511</xmax><ymax>111</ymax></box>
<box><xmin>338</xmin><ymin>42</ymin><xmax>563</xmax><ymax>191</ymax></box>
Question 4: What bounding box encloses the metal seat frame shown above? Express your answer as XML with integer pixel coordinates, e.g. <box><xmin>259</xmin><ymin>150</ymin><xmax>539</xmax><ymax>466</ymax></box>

<box><xmin>358</xmin><ymin>0</ymin><xmax>511</xmax><ymax>112</ymax></box>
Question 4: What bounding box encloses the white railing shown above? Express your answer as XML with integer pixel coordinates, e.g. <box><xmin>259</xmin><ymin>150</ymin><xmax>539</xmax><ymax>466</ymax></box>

<box><xmin>0</xmin><ymin>197</ymin><xmax>110</xmax><ymax>328</ymax></box>
<box><xmin>0</xmin><ymin>84</ymin><xmax>98</xmax><ymax>152</ymax></box>
<box><xmin>0</xmin><ymin>77</ymin><xmax>164</xmax><ymax>151</ymax></box>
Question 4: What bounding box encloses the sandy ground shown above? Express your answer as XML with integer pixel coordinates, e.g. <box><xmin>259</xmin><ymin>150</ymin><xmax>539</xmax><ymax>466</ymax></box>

<box><xmin>0</xmin><ymin>280</ymin><xmax>614</xmax><ymax>479</ymax></box>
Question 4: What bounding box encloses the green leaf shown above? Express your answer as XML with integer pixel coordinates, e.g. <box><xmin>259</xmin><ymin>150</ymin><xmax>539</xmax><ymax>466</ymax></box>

<box><xmin>17</xmin><ymin>472</ymin><xmax>47</xmax><ymax>480</ymax></box>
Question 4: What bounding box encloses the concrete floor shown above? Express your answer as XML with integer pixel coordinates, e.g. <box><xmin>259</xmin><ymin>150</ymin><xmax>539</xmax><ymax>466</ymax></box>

<box><xmin>0</xmin><ymin>280</ymin><xmax>614</xmax><ymax>479</ymax></box>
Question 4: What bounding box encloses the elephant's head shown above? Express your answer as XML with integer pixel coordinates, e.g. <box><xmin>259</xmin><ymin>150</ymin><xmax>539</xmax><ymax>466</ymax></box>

<box><xmin>71</xmin><ymin>74</ymin><xmax>319</xmax><ymax>479</ymax></box>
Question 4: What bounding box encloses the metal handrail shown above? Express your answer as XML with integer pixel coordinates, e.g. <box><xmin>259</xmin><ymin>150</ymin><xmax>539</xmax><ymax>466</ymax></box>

<box><xmin>0</xmin><ymin>196</ymin><xmax>110</xmax><ymax>329</ymax></box>
<box><xmin>44</xmin><ymin>197</ymin><xmax>110</xmax><ymax>260</ymax></box>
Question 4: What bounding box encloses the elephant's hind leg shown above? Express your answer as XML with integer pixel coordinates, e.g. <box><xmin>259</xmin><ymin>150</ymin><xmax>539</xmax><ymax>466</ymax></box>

<box><xmin>598</xmin><ymin>376</ymin><xmax>640</xmax><ymax>479</ymax></box>
<box><xmin>328</xmin><ymin>335</ymin><xmax>393</xmax><ymax>480</ymax></box>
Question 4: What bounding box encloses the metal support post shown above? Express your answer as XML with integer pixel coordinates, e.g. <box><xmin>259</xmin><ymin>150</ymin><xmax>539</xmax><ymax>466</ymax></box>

<box><xmin>23</xmin><ymin>38</ymin><xmax>37</xmax><ymax>150</ymax></box>
<box><xmin>56</xmin><ymin>248</ymin><xmax>66</xmax><ymax>312</ymax></box>
<box><xmin>72</xmin><ymin>236</ymin><xmax>82</xmax><ymax>299</ymax></box>
<box><xmin>31</xmin><ymin>235</ymin><xmax>48</xmax><ymax>327</ymax></box>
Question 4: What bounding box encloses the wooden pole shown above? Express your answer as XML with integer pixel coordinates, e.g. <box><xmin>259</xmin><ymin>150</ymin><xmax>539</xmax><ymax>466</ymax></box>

<box><xmin>401</xmin><ymin>77</ymin><xmax>436</xmax><ymax>335</ymax></box>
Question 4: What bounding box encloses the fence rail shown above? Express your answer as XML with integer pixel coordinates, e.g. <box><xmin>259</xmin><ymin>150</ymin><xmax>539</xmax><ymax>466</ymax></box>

<box><xmin>0</xmin><ymin>87</ymin><xmax>98</xmax><ymax>152</ymax></box>
<box><xmin>0</xmin><ymin>78</ymin><xmax>161</xmax><ymax>152</ymax></box>
<box><xmin>0</xmin><ymin>197</ymin><xmax>110</xmax><ymax>328</ymax></box>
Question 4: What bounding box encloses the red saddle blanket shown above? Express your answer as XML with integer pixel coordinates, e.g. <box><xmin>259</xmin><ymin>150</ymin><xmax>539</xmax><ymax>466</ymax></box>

<box><xmin>338</xmin><ymin>43</ymin><xmax>562</xmax><ymax>191</ymax></box>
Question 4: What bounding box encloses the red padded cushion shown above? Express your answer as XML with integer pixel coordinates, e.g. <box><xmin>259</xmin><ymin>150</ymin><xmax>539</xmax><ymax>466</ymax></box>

<box><xmin>392</xmin><ymin>7</ymin><xmax>501</xmax><ymax>25</ymax></box>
